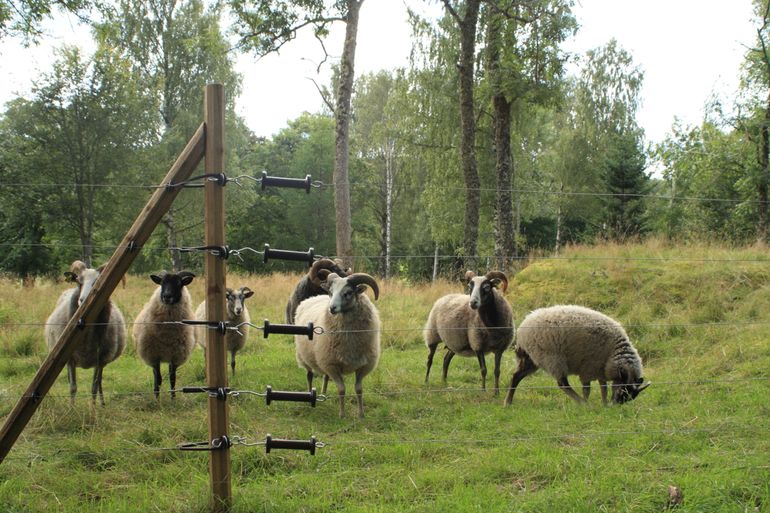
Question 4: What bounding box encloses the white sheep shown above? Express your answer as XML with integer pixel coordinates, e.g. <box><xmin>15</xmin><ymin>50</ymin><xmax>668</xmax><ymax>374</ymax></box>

<box><xmin>194</xmin><ymin>286</ymin><xmax>254</xmax><ymax>374</ymax></box>
<box><xmin>44</xmin><ymin>260</ymin><xmax>126</xmax><ymax>405</ymax></box>
<box><xmin>133</xmin><ymin>271</ymin><xmax>196</xmax><ymax>399</ymax></box>
<box><xmin>503</xmin><ymin>305</ymin><xmax>650</xmax><ymax>405</ymax></box>
<box><xmin>294</xmin><ymin>272</ymin><xmax>381</xmax><ymax>418</ymax></box>
<box><xmin>424</xmin><ymin>271</ymin><xmax>515</xmax><ymax>395</ymax></box>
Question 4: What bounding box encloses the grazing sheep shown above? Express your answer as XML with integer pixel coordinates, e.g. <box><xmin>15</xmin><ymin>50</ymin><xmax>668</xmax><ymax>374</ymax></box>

<box><xmin>285</xmin><ymin>258</ymin><xmax>351</xmax><ymax>324</ymax></box>
<box><xmin>133</xmin><ymin>271</ymin><xmax>196</xmax><ymax>399</ymax></box>
<box><xmin>424</xmin><ymin>271</ymin><xmax>515</xmax><ymax>395</ymax></box>
<box><xmin>503</xmin><ymin>305</ymin><xmax>649</xmax><ymax>405</ymax></box>
<box><xmin>294</xmin><ymin>272</ymin><xmax>381</xmax><ymax>418</ymax></box>
<box><xmin>44</xmin><ymin>260</ymin><xmax>126</xmax><ymax>405</ymax></box>
<box><xmin>194</xmin><ymin>286</ymin><xmax>254</xmax><ymax>374</ymax></box>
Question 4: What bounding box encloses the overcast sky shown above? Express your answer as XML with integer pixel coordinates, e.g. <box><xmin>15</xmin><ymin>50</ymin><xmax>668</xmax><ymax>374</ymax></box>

<box><xmin>0</xmin><ymin>0</ymin><xmax>758</xmax><ymax>147</ymax></box>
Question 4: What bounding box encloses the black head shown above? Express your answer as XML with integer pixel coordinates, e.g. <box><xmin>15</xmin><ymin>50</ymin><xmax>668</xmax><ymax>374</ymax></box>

<box><xmin>612</xmin><ymin>367</ymin><xmax>650</xmax><ymax>404</ymax></box>
<box><xmin>467</xmin><ymin>271</ymin><xmax>508</xmax><ymax>310</ymax></box>
<box><xmin>151</xmin><ymin>271</ymin><xmax>195</xmax><ymax>305</ymax></box>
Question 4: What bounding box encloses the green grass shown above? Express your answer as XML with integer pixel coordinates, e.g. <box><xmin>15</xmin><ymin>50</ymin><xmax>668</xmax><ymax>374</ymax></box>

<box><xmin>0</xmin><ymin>242</ymin><xmax>768</xmax><ymax>512</ymax></box>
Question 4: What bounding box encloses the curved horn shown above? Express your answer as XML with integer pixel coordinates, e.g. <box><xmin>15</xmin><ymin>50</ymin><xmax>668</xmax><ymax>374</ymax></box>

<box><xmin>69</xmin><ymin>260</ymin><xmax>87</xmax><ymax>275</ymax></box>
<box><xmin>310</xmin><ymin>258</ymin><xmax>341</xmax><ymax>286</ymax></box>
<box><xmin>346</xmin><ymin>273</ymin><xmax>380</xmax><ymax>300</ymax></box>
<box><xmin>485</xmin><ymin>271</ymin><xmax>508</xmax><ymax>293</ymax></box>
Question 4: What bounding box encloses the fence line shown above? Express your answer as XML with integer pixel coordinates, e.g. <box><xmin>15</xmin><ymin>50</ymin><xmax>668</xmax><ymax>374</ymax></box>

<box><xmin>4</xmin><ymin>318</ymin><xmax>770</xmax><ymax>334</ymax></box>
<box><xmin>4</xmin><ymin>240</ymin><xmax>770</xmax><ymax>266</ymax></box>
<box><xmin>2</xmin><ymin>424</ymin><xmax>767</xmax><ymax>463</ymax></box>
<box><xmin>1</xmin><ymin>178</ymin><xmax>766</xmax><ymax>205</ymax></box>
<box><xmin>0</xmin><ymin>376</ymin><xmax>766</xmax><ymax>401</ymax></box>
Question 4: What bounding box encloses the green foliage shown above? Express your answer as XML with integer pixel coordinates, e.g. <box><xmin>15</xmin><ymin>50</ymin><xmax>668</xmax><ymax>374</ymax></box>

<box><xmin>0</xmin><ymin>0</ymin><xmax>90</xmax><ymax>42</ymax></box>
<box><xmin>229</xmin><ymin>0</ymin><xmax>345</xmax><ymax>57</ymax></box>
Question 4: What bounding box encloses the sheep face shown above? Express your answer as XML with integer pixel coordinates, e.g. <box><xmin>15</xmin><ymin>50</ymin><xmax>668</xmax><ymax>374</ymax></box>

<box><xmin>612</xmin><ymin>368</ymin><xmax>650</xmax><ymax>404</ymax></box>
<box><xmin>226</xmin><ymin>287</ymin><xmax>253</xmax><ymax>317</ymax></box>
<box><xmin>321</xmin><ymin>272</ymin><xmax>380</xmax><ymax>315</ymax></box>
<box><xmin>467</xmin><ymin>271</ymin><xmax>508</xmax><ymax>310</ymax></box>
<box><xmin>150</xmin><ymin>271</ymin><xmax>195</xmax><ymax>305</ymax></box>
<box><xmin>63</xmin><ymin>262</ymin><xmax>101</xmax><ymax>306</ymax></box>
<box><xmin>612</xmin><ymin>367</ymin><xmax>650</xmax><ymax>404</ymax></box>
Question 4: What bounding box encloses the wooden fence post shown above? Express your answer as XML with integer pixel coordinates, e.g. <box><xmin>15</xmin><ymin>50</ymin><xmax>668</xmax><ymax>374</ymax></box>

<box><xmin>0</xmin><ymin>124</ymin><xmax>206</xmax><ymax>463</ymax></box>
<box><xmin>203</xmin><ymin>83</ymin><xmax>231</xmax><ymax>512</ymax></box>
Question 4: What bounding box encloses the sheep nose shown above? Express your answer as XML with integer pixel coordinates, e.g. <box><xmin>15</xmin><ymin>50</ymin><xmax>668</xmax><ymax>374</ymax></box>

<box><xmin>470</xmin><ymin>300</ymin><xmax>480</xmax><ymax>310</ymax></box>
<box><xmin>330</xmin><ymin>305</ymin><xmax>339</xmax><ymax>315</ymax></box>
<box><xmin>161</xmin><ymin>294</ymin><xmax>174</xmax><ymax>304</ymax></box>
<box><xmin>234</xmin><ymin>308</ymin><xmax>242</xmax><ymax>315</ymax></box>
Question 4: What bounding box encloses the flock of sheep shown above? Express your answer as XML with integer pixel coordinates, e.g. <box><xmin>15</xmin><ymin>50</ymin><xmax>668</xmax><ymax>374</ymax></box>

<box><xmin>44</xmin><ymin>259</ymin><xmax>650</xmax><ymax>416</ymax></box>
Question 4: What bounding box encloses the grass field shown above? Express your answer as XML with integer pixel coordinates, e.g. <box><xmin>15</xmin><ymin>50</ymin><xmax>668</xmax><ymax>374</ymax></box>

<box><xmin>0</xmin><ymin>242</ymin><xmax>768</xmax><ymax>512</ymax></box>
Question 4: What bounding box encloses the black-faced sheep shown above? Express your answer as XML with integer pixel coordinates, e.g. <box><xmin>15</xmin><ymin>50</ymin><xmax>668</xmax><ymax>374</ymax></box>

<box><xmin>294</xmin><ymin>272</ymin><xmax>380</xmax><ymax>418</ymax></box>
<box><xmin>285</xmin><ymin>258</ymin><xmax>351</xmax><ymax>324</ymax></box>
<box><xmin>503</xmin><ymin>305</ymin><xmax>649</xmax><ymax>405</ymax></box>
<box><xmin>44</xmin><ymin>260</ymin><xmax>126</xmax><ymax>405</ymax></box>
<box><xmin>424</xmin><ymin>271</ymin><xmax>515</xmax><ymax>396</ymax></box>
<box><xmin>133</xmin><ymin>271</ymin><xmax>196</xmax><ymax>399</ymax></box>
<box><xmin>194</xmin><ymin>286</ymin><xmax>254</xmax><ymax>374</ymax></box>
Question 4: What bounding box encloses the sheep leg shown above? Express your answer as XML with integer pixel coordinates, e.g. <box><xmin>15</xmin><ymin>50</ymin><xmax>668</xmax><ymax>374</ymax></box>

<box><xmin>322</xmin><ymin>375</ymin><xmax>329</xmax><ymax>395</ymax></box>
<box><xmin>331</xmin><ymin>374</ymin><xmax>346</xmax><ymax>418</ymax></box>
<box><xmin>354</xmin><ymin>370</ymin><xmax>365</xmax><ymax>419</ymax></box>
<box><xmin>91</xmin><ymin>366</ymin><xmax>105</xmax><ymax>406</ymax></box>
<box><xmin>493</xmin><ymin>350</ymin><xmax>503</xmax><ymax>397</ymax></box>
<box><xmin>581</xmin><ymin>379</ymin><xmax>591</xmax><ymax>401</ymax></box>
<box><xmin>557</xmin><ymin>376</ymin><xmax>586</xmax><ymax>403</ymax></box>
<box><xmin>152</xmin><ymin>362</ymin><xmax>162</xmax><ymax>400</ymax></box>
<box><xmin>230</xmin><ymin>350</ymin><xmax>236</xmax><ymax>375</ymax></box>
<box><xmin>599</xmin><ymin>380</ymin><xmax>609</xmax><ymax>405</ymax></box>
<box><xmin>475</xmin><ymin>351</ymin><xmax>488</xmax><ymax>391</ymax></box>
<box><xmin>425</xmin><ymin>344</ymin><xmax>438</xmax><ymax>384</ymax></box>
<box><xmin>169</xmin><ymin>362</ymin><xmax>177</xmax><ymax>398</ymax></box>
<box><xmin>306</xmin><ymin>369</ymin><xmax>314</xmax><ymax>391</ymax></box>
<box><xmin>441</xmin><ymin>350</ymin><xmax>455</xmax><ymax>385</ymax></box>
<box><xmin>67</xmin><ymin>362</ymin><xmax>77</xmax><ymax>405</ymax></box>
<box><xmin>503</xmin><ymin>350</ymin><xmax>537</xmax><ymax>406</ymax></box>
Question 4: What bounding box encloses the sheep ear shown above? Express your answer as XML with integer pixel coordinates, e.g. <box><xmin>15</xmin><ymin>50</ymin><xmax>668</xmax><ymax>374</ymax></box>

<box><xmin>463</xmin><ymin>270</ymin><xmax>476</xmax><ymax>285</ymax></box>
<box><xmin>242</xmin><ymin>287</ymin><xmax>254</xmax><ymax>298</ymax></box>
<box><xmin>617</xmin><ymin>366</ymin><xmax>629</xmax><ymax>384</ymax></box>
<box><xmin>150</xmin><ymin>274</ymin><xmax>163</xmax><ymax>285</ymax></box>
<box><xmin>63</xmin><ymin>271</ymin><xmax>78</xmax><ymax>283</ymax></box>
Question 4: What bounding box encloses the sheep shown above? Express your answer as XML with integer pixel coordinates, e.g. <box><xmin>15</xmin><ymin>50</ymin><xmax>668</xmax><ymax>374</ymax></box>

<box><xmin>424</xmin><ymin>271</ymin><xmax>515</xmax><ymax>396</ymax></box>
<box><xmin>503</xmin><ymin>305</ymin><xmax>650</xmax><ymax>405</ymax></box>
<box><xmin>294</xmin><ymin>272</ymin><xmax>380</xmax><ymax>418</ymax></box>
<box><xmin>285</xmin><ymin>258</ymin><xmax>351</xmax><ymax>324</ymax></box>
<box><xmin>44</xmin><ymin>260</ymin><xmax>126</xmax><ymax>405</ymax></box>
<box><xmin>132</xmin><ymin>271</ymin><xmax>196</xmax><ymax>399</ymax></box>
<box><xmin>193</xmin><ymin>286</ymin><xmax>254</xmax><ymax>374</ymax></box>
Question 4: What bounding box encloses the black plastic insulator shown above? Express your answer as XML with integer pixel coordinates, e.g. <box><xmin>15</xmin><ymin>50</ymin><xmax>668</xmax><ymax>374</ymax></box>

<box><xmin>181</xmin><ymin>386</ymin><xmax>230</xmax><ymax>401</ymax></box>
<box><xmin>264</xmin><ymin>386</ymin><xmax>317</xmax><ymax>407</ymax></box>
<box><xmin>262</xmin><ymin>320</ymin><xmax>314</xmax><ymax>341</ymax></box>
<box><xmin>264</xmin><ymin>434</ymin><xmax>318</xmax><ymax>455</ymax></box>
<box><xmin>260</xmin><ymin>171</ymin><xmax>312</xmax><ymax>193</ymax></box>
<box><xmin>262</xmin><ymin>243</ymin><xmax>315</xmax><ymax>266</ymax></box>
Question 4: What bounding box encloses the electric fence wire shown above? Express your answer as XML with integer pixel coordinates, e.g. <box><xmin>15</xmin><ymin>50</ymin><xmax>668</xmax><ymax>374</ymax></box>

<box><xmin>0</xmin><ymin>376</ymin><xmax>766</xmax><ymax>401</ymax></box>
<box><xmin>0</xmin><ymin>176</ymin><xmax>766</xmax><ymax>205</ymax></box>
<box><xmin>2</xmin><ymin>424</ymin><xmax>768</xmax><ymax>462</ymax></box>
